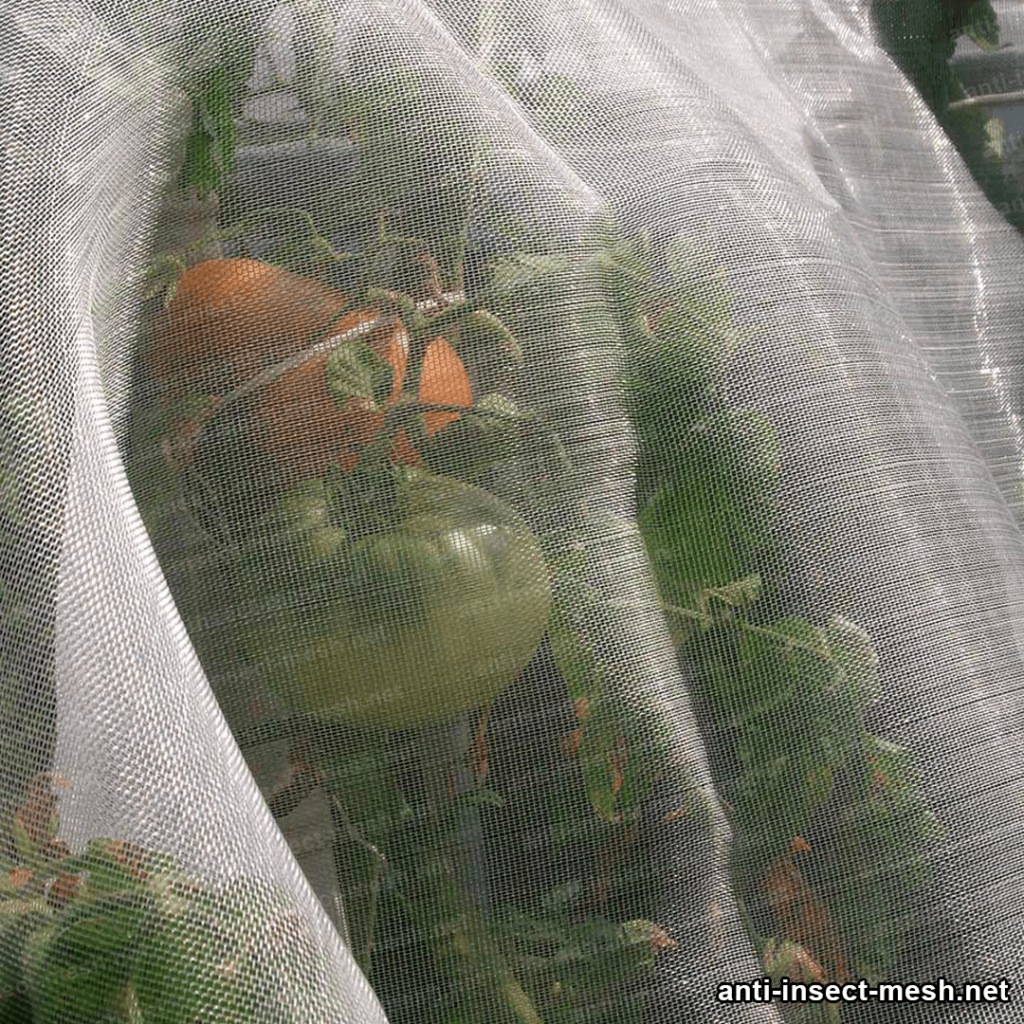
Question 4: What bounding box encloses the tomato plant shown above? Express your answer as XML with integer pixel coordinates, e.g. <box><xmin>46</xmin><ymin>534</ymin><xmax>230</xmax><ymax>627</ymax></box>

<box><xmin>0</xmin><ymin>775</ymin><xmax>319</xmax><ymax>1024</ymax></box>
<box><xmin>131</xmin><ymin>43</ymin><xmax>691</xmax><ymax>1017</ymax></box>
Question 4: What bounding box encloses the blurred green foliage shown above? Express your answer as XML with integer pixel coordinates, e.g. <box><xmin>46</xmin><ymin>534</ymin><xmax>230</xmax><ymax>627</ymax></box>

<box><xmin>180</xmin><ymin>26</ymin><xmax>258</xmax><ymax>198</ymax></box>
<box><xmin>0</xmin><ymin>778</ymin><xmax>327</xmax><ymax>1023</ymax></box>
<box><xmin>601</xmin><ymin>228</ymin><xmax>942</xmax><ymax>1002</ymax></box>
<box><xmin>871</xmin><ymin>0</ymin><xmax>1024</xmax><ymax>233</ymax></box>
<box><xmin>0</xmin><ymin>391</ymin><xmax>58</xmax><ymax>870</ymax></box>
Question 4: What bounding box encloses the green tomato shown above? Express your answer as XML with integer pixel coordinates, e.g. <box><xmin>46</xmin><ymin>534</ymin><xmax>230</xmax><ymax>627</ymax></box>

<box><xmin>242</xmin><ymin>468</ymin><xmax>551</xmax><ymax>729</ymax></box>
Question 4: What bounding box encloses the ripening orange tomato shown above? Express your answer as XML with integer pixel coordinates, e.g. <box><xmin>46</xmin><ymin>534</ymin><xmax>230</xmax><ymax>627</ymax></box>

<box><xmin>151</xmin><ymin>258</ymin><xmax>472</xmax><ymax>485</ymax></box>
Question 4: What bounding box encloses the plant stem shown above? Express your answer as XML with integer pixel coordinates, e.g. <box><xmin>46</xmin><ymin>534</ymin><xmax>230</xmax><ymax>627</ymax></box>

<box><xmin>410</xmin><ymin>720</ymin><xmax>547</xmax><ymax>1024</ymax></box>
<box><xmin>329</xmin><ymin>792</ymin><xmax>387</xmax><ymax>977</ymax></box>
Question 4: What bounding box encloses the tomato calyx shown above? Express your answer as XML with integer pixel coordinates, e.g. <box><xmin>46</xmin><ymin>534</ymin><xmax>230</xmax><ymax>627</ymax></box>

<box><xmin>262</xmin><ymin>464</ymin><xmax>459</xmax><ymax>627</ymax></box>
<box><xmin>151</xmin><ymin>256</ymin><xmax>534</xmax><ymax>514</ymax></box>
<box><xmin>323</xmin><ymin>458</ymin><xmax>404</xmax><ymax>542</ymax></box>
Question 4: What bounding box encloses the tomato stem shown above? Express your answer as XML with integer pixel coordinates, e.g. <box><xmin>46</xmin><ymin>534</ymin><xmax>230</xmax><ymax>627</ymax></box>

<box><xmin>329</xmin><ymin>792</ymin><xmax>388</xmax><ymax>977</ymax></box>
<box><xmin>409</xmin><ymin>720</ymin><xmax>547</xmax><ymax>1024</ymax></box>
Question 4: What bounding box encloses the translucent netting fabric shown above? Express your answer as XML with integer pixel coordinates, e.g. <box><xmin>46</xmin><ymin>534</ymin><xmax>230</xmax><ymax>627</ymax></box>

<box><xmin>4</xmin><ymin>0</ymin><xmax>1024</xmax><ymax>1021</ymax></box>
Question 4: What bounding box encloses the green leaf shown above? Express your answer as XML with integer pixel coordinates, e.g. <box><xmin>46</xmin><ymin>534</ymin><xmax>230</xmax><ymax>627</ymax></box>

<box><xmin>963</xmin><ymin>0</ymin><xmax>999</xmax><ymax>52</ymax></box>
<box><xmin>275</xmin><ymin>478</ymin><xmax>350</xmax><ymax>562</ymax></box>
<box><xmin>720</xmin><ymin>407</ymin><xmax>781</xmax><ymax>488</ymax></box>
<box><xmin>539</xmin><ymin>881</ymin><xmax>584</xmax><ymax>915</ymax></box>
<box><xmin>183</xmin><ymin>68</ymin><xmax>238</xmax><ymax>197</ymax></box>
<box><xmin>648</xmin><ymin>302</ymin><xmax>731</xmax><ymax>392</ymax></box>
<box><xmin>422</xmin><ymin>393</ymin><xmax>521</xmax><ymax>483</ymax></box>
<box><xmin>690</xmin><ymin>615</ymin><xmax>866</xmax><ymax>848</ymax></box>
<box><xmin>132</xmin><ymin>914</ymin><xmax>236</xmax><ymax>1024</ymax></box>
<box><xmin>59</xmin><ymin>912</ymin><xmax>135</xmax><ymax>958</ymax></box>
<box><xmin>137</xmin><ymin>876</ymin><xmax>317</xmax><ymax>1024</ymax></box>
<box><xmin>181</xmin><ymin>28</ymin><xmax>258</xmax><ymax>197</ymax></box>
<box><xmin>23</xmin><ymin>916</ymin><xmax>134</xmax><ymax>1023</ymax></box>
<box><xmin>638</xmin><ymin>407</ymin><xmax>780</xmax><ymax>628</ymax></box>
<box><xmin>583</xmin><ymin>752</ymin><xmax>619</xmax><ymax>825</ymax></box>
<box><xmin>11</xmin><ymin>817</ymin><xmax>34</xmax><ymax>864</ymax></box>
<box><xmin>0</xmin><ymin>897</ymin><xmax>49</xmax><ymax>1018</ymax></box>
<box><xmin>456</xmin><ymin>788</ymin><xmax>506</xmax><ymax>810</ymax></box>
<box><xmin>704</xmin><ymin>574</ymin><xmax>762</xmax><ymax>610</ymax></box>
<box><xmin>548</xmin><ymin>602</ymin><xmax>599</xmax><ymax>706</ymax></box>
<box><xmin>822</xmin><ymin>614</ymin><xmax>880</xmax><ymax>705</ymax></box>
<box><xmin>146</xmin><ymin>867</ymin><xmax>202</xmax><ymax>926</ymax></box>
<box><xmin>732</xmin><ymin>618</ymin><xmax>834</xmax><ymax>725</ymax></box>
<box><xmin>83</xmin><ymin>840</ymin><xmax>153</xmax><ymax>895</ymax></box>
<box><xmin>458</xmin><ymin>310</ymin><xmax>524</xmax><ymax>380</ymax></box>
<box><xmin>595</xmin><ymin>238</ymin><xmax>652</xmax><ymax>311</ymax></box>
<box><xmin>59</xmin><ymin>892</ymin><xmax>154</xmax><ymax>957</ymax></box>
<box><xmin>326</xmin><ymin>341</ymin><xmax>396</xmax><ymax>411</ymax></box>
<box><xmin>640</xmin><ymin>484</ymin><xmax>755</xmax><ymax>642</ymax></box>
<box><xmin>762</xmin><ymin>939</ymin><xmax>840</xmax><ymax>1023</ymax></box>
<box><xmin>487</xmin><ymin>253</ymin><xmax>573</xmax><ymax>298</ymax></box>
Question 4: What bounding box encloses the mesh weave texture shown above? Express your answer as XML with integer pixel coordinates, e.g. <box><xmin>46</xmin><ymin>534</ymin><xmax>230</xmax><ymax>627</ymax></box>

<box><xmin>4</xmin><ymin>1</ymin><xmax>1024</xmax><ymax>1022</ymax></box>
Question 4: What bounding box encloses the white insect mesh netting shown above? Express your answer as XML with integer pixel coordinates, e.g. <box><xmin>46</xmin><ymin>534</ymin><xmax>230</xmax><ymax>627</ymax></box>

<box><xmin>4</xmin><ymin>0</ymin><xmax>1024</xmax><ymax>1020</ymax></box>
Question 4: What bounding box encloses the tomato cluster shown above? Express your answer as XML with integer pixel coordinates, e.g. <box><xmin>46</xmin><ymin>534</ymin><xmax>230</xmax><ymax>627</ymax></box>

<box><xmin>148</xmin><ymin>258</ymin><xmax>550</xmax><ymax>729</ymax></box>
